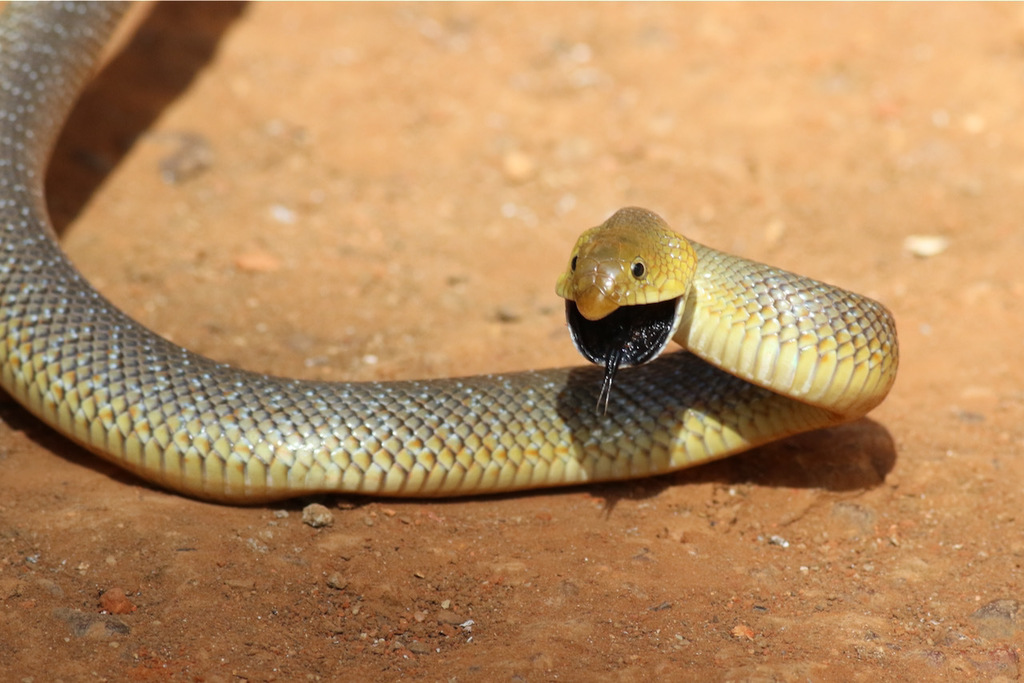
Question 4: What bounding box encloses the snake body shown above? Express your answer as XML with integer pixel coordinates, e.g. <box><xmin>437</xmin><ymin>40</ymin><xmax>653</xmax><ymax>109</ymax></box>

<box><xmin>0</xmin><ymin>3</ymin><xmax>897</xmax><ymax>503</ymax></box>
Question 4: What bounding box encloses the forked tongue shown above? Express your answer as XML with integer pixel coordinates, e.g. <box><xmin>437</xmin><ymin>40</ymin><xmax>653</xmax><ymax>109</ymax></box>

<box><xmin>596</xmin><ymin>346</ymin><xmax>622</xmax><ymax>415</ymax></box>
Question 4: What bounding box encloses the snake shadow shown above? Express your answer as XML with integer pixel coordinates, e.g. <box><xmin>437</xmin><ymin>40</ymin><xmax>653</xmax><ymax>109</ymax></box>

<box><xmin>589</xmin><ymin>416</ymin><xmax>898</xmax><ymax>501</ymax></box>
<box><xmin>46</xmin><ymin>1</ymin><xmax>248</xmax><ymax>234</ymax></box>
<box><xmin>0</xmin><ymin>395</ymin><xmax>152</xmax><ymax>495</ymax></box>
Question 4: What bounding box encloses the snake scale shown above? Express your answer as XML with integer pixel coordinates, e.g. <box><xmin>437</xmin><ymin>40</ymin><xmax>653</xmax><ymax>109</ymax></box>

<box><xmin>0</xmin><ymin>2</ymin><xmax>897</xmax><ymax>503</ymax></box>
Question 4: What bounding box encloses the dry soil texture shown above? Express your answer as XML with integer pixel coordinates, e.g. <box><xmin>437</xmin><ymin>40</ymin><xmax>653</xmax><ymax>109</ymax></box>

<box><xmin>3</xmin><ymin>3</ymin><xmax>1024</xmax><ymax>681</ymax></box>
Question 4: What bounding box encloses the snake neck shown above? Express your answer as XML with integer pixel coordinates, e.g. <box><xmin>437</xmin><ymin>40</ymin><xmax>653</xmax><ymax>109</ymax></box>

<box><xmin>676</xmin><ymin>242</ymin><xmax>898</xmax><ymax>417</ymax></box>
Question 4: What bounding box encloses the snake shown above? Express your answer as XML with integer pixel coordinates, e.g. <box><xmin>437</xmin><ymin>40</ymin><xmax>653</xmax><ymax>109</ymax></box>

<box><xmin>0</xmin><ymin>2</ymin><xmax>898</xmax><ymax>503</ymax></box>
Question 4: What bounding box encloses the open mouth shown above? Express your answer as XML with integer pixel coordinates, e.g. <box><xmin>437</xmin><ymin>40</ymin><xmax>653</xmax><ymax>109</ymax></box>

<box><xmin>564</xmin><ymin>297</ymin><xmax>683</xmax><ymax>414</ymax></box>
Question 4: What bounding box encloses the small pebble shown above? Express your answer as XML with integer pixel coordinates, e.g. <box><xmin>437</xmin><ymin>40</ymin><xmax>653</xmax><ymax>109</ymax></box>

<box><xmin>270</xmin><ymin>203</ymin><xmax>296</xmax><ymax>224</ymax></box>
<box><xmin>99</xmin><ymin>588</ymin><xmax>136</xmax><ymax>615</ymax></box>
<box><xmin>963</xmin><ymin>113</ymin><xmax>986</xmax><ymax>134</ymax></box>
<box><xmin>904</xmin><ymin>235</ymin><xmax>949</xmax><ymax>258</ymax></box>
<box><xmin>325</xmin><ymin>572</ymin><xmax>348</xmax><ymax>591</ymax></box>
<box><xmin>502</xmin><ymin>150</ymin><xmax>536</xmax><ymax>183</ymax></box>
<box><xmin>763</xmin><ymin>218</ymin><xmax>786</xmax><ymax>247</ymax></box>
<box><xmin>302</xmin><ymin>503</ymin><xmax>335</xmax><ymax>528</ymax></box>
<box><xmin>0</xmin><ymin>578</ymin><xmax>23</xmax><ymax>599</ymax></box>
<box><xmin>235</xmin><ymin>249</ymin><xmax>282</xmax><ymax>273</ymax></box>
<box><xmin>54</xmin><ymin>608</ymin><xmax>131</xmax><ymax>639</ymax></box>
<box><xmin>408</xmin><ymin>640</ymin><xmax>433</xmax><ymax>655</ymax></box>
<box><xmin>970</xmin><ymin>599</ymin><xmax>1020</xmax><ymax>639</ymax></box>
<box><xmin>158</xmin><ymin>131</ymin><xmax>213</xmax><ymax>185</ymax></box>
<box><xmin>437</xmin><ymin>609</ymin><xmax>463</xmax><ymax>625</ymax></box>
<box><xmin>731</xmin><ymin>624</ymin><xmax>756</xmax><ymax>640</ymax></box>
<box><xmin>495</xmin><ymin>305</ymin><xmax>521</xmax><ymax>323</ymax></box>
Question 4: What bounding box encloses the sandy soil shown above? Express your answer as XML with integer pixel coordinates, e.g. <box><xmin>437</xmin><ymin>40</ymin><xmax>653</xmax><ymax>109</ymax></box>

<box><xmin>2</xmin><ymin>3</ymin><xmax>1024</xmax><ymax>680</ymax></box>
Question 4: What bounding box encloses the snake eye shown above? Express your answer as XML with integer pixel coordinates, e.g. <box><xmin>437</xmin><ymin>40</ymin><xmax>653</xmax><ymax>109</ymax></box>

<box><xmin>570</xmin><ymin>255</ymin><xmax>578</xmax><ymax>272</ymax></box>
<box><xmin>630</xmin><ymin>259</ymin><xmax>646</xmax><ymax>279</ymax></box>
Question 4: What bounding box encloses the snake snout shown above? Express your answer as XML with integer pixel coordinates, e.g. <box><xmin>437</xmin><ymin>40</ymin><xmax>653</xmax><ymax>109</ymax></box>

<box><xmin>572</xmin><ymin>269</ymin><xmax>622</xmax><ymax>321</ymax></box>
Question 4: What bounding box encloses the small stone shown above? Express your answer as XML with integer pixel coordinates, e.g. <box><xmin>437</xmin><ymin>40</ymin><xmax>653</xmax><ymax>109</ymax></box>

<box><xmin>235</xmin><ymin>248</ymin><xmax>282</xmax><ymax>273</ymax></box>
<box><xmin>302</xmin><ymin>503</ymin><xmax>335</xmax><ymax>528</ymax></box>
<box><xmin>763</xmin><ymin>218</ymin><xmax>786</xmax><ymax>247</ymax></box>
<box><xmin>408</xmin><ymin>640</ymin><xmax>433</xmax><ymax>655</ymax></box>
<box><xmin>970</xmin><ymin>599</ymin><xmax>1020</xmax><ymax>639</ymax></box>
<box><xmin>731</xmin><ymin>624</ymin><xmax>756</xmax><ymax>640</ymax></box>
<box><xmin>831</xmin><ymin>501</ymin><xmax>877</xmax><ymax>536</ymax></box>
<box><xmin>269</xmin><ymin>203</ymin><xmax>296</xmax><ymax>224</ymax></box>
<box><xmin>963</xmin><ymin>113</ymin><xmax>986</xmax><ymax>134</ymax></box>
<box><xmin>437</xmin><ymin>609</ymin><xmax>463</xmax><ymax>625</ymax></box>
<box><xmin>494</xmin><ymin>305</ymin><xmax>521</xmax><ymax>323</ymax></box>
<box><xmin>158</xmin><ymin>131</ymin><xmax>213</xmax><ymax>185</ymax></box>
<box><xmin>904</xmin><ymin>235</ymin><xmax>949</xmax><ymax>258</ymax></box>
<box><xmin>502</xmin><ymin>150</ymin><xmax>536</xmax><ymax>183</ymax></box>
<box><xmin>325</xmin><ymin>572</ymin><xmax>348</xmax><ymax>591</ymax></box>
<box><xmin>54</xmin><ymin>608</ymin><xmax>131</xmax><ymax>639</ymax></box>
<box><xmin>36</xmin><ymin>579</ymin><xmax>63</xmax><ymax>598</ymax></box>
<box><xmin>0</xmin><ymin>578</ymin><xmax>24</xmax><ymax>599</ymax></box>
<box><xmin>99</xmin><ymin>588</ymin><xmax>136</xmax><ymax>615</ymax></box>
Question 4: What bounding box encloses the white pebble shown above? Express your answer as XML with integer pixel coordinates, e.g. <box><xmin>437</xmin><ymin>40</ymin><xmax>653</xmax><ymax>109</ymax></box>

<box><xmin>904</xmin><ymin>234</ymin><xmax>949</xmax><ymax>258</ymax></box>
<box><xmin>270</xmin><ymin>203</ymin><xmax>296</xmax><ymax>224</ymax></box>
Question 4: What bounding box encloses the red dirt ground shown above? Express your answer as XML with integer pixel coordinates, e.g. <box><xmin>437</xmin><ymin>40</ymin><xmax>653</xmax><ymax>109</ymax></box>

<box><xmin>3</xmin><ymin>3</ymin><xmax>1024</xmax><ymax>680</ymax></box>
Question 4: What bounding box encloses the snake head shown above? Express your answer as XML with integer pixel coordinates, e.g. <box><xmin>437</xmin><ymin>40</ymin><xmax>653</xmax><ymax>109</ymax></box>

<box><xmin>556</xmin><ymin>207</ymin><xmax>698</xmax><ymax>413</ymax></box>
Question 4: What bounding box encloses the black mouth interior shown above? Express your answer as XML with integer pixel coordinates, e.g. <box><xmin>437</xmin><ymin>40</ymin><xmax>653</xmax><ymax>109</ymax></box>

<box><xmin>565</xmin><ymin>297</ymin><xmax>680</xmax><ymax>414</ymax></box>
